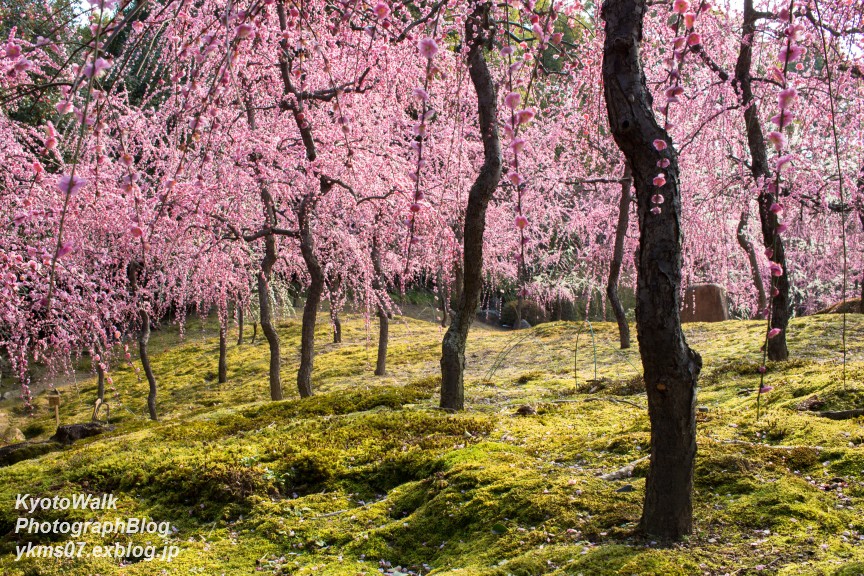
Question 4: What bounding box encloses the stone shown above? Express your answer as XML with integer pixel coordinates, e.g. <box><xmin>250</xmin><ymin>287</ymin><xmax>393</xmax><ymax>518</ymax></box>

<box><xmin>51</xmin><ymin>422</ymin><xmax>109</xmax><ymax>445</ymax></box>
<box><xmin>0</xmin><ymin>441</ymin><xmax>58</xmax><ymax>467</ymax></box>
<box><xmin>680</xmin><ymin>283</ymin><xmax>729</xmax><ymax>323</ymax></box>
<box><xmin>518</xmin><ymin>319</ymin><xmax>531</xmax><ymax>329</ymax></box>
<box><xmin>476</xmin><ymin>309</ymin><xmax>500</xmax><ymax>325</ymax></box>
<box><xmin>1</xmin><ymin>427</ymin><xmax>25</xmax><ymax>443</ymax></box>
<box><xmin>615</xmin><ymin>484</ymin><xmax>635</xmax><ymax>493</ymax></box>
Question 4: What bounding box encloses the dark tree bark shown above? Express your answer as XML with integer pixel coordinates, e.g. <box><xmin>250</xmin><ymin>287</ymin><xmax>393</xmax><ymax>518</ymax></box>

<box><xmin>218</xmin><ymin>313</ymin><xmax>228</xmax><ymax>384</ymax></box>
<box><xmin>736</xmin><ymin>210</ymin><xmax>768</xmax><ymax>313</ymax></box>
<box><xmin>372</xmin><ymin>228</ymin><xmax>389</xmax><ymax>376</ymax></box>
<box><xmin>127</xmin><ymin>261</ymin><xmax>158</xmax><ymax>421</ymax></box>
<box><xmin>734</xmin><ymin>0</ymin><xmax>791</xmax><ymax>360</ymax></box>
<box><xmin>258</xmin><ymin>232</ymin><xmax>283</xmax><ymax>400</ymax></box>
<box><xmin>237</xmin><ymin>304</ymin><xmax>244</xmax><ymax>345</ymax></box>
<box><xmin>241</xmin><ymin>86</ymin><xmax>283</xmax><ymax>401</ymax></box>
<box><xmin>607</xmin><ymin>162</ymin><xmax>633</xmax><ymax>349</ymax></box>
<box><xmin>251</xmin><ymin>322</ymin><xmax>258</xmax><ymax>344</ymax></box>
<box><xmin>296</xmin><ymin>189</ymin><xmax>327</xmax><ymax>398</ymax></box>
<box><xmin>440</xmin><ymin>0</ymin><xmax>502</xmax><ymax>411</ymax></box>
<box><xmin>601</xmin><ymin>0</ymin><xmax>702</xmax><ymax>539</ymax></box>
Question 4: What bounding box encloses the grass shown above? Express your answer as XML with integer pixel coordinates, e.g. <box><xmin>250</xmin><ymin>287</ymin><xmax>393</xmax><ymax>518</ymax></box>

<box><xmin>0</xmin><ymin>312</ymin><xmax>863</xmax><ymax>575</ymax></box>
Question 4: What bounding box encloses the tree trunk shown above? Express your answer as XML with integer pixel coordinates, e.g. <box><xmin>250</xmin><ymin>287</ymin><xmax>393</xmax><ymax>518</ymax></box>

<box><xmin>218</xmin><ymin>313</ymin><xmax>228</xmax><ymax>384</ymax></box>
<box><xmin>372</xmin><ymin>228</ymin><xmax>389</xmax><ymax>376</ymax></box>
<box><xmin>95</xmin><ymin>352</ymin><xmax>105</xmax><ymax>403</ymax></box>
<box><xmin>736</xmin><ymin>209</ymin><xmax>768</xmax><ymax>314</ymax></box>
<box><xmin>252</xmin><ymin>322</ymin><xmax>258</xmax><ymax>344</ymax></box>
<box><xmin>127</xmin><ymin>261</ymin><xmax>157</xmax><ymax>421</ymax></box>
<box><xmin>858</xmin><ymin>167</ymin><xmax>863</xmax><ymax>310</ymax></box>
<box><xmin>259</xmin><ymin>234</ymin><xmax>282</xmax><ymax>401</ymax></box>
<box><xmin>437</xmin><ymin>269</ymin><xmax>449</xmax><ymax>327</ymax></box>
<box><xmin>735</xmin><ymin>0</ymin><xmax>790</xmax><ymax>360</ymax></box>
<box><xmin>328</xmin><ymin>274</ymin><xmax>342</xmax><ymax>344</ymax></box>
<box><xmin>237</xmin><ymin>305</ymin><xmax>244</xmax><ymax>345</ymax></box>
<box><xmin>602</xmin><ymin>0</ymin><xmax>702</xmax><ymax>540</ymax></box>
<box><xmin>297</xmin><ymin>188</ymin><xmax>327</xmax><ymax>398</ymax></box>
<box><xmin>138</xmin><ymin>310</ymin><xmax>158</xmax><ymax>421</ymax></box>
<box><xmin>440</xmin><ymin>1</ymin><xmax>502</xmax><ymax>411</ymax></box>
<box><xmin>607</xmin><ymin>162</ymin><xmax>633</xmax><ymax>349</ymax></box>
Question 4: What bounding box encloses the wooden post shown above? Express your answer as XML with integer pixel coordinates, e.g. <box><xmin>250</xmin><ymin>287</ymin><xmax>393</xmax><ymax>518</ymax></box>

<box><xmin>48</xmin><ymin>391</ymin><xmax>61</xmax><ymax>427</ymax></box>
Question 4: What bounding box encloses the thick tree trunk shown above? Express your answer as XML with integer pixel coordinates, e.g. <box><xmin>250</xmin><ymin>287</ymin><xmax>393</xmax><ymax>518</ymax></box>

<box><xmin>736</xmin><ymin>210</ymin><xmax>768</xmax><ymax>314</ymax></box>
<box><xmin>440</xmin><ymin>1</ymin><xmax>502</xmax><ymax>411</ymax></box>
<box><xmin>602</xmin><ymin>0</ymin><xmax>702</xmax><ymax>540</ymax></box>
<box><xmin>259</xmin><ymin>234</ymin><xmax>283</xmax><ymax>401</ymax></box>
<box><xmin>735</xmin><ymin>0</ymin><xmax>790</xmax><ymax>360</ymax></box>
<box><xmin>237</xmin><ymin>305</ymin><xmax>244</xmax><ymax>345</ymax></box>
<box><xmin>607</xmin><ymin>162</ymin><xmax>633</xmax><ymax>349</ymax></box>
<box><xmin>372</xmin><ymin>229</ymin><xmax>389</xmax><ymax>376</ymax></box>
<box><xmin>218</xmin><ymin>313</ymin><xmax>228</xmax><ymax>384</ymax></box>
<box><xmin>297</xmin><ymin>189</ymin><xmax>327</xmax><ymax>398</ymax></box>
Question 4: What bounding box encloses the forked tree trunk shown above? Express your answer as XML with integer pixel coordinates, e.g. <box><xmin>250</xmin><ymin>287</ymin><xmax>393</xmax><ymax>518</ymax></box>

<box><xmin>602</xmin><ymin>0</ymin><xmax>702</xmax><ymax>539</ymax></box>
<box><xmin>607</xmin><ymin>162</ymin><xmax>633</xmax><ymax>349</ymax></box>
<box><xmin>237</xmin><ymin>305</ymin><xmax>244</xmax><ymax>345</ymax></box>
<box><xmin>259</xmin><ymin>234</ymin><xmax>283</xmax><ymax>400</ymax></box>
<box><xmin>297</xmin><ymin>188</ymin><xmax>327</xmax><ymax>398</ymax></box>
<box><xmin>440</xmin><ymin>0</ymin><xmax>502</xmax><ymax>411</ymax></box>
<box><xmin>218</xmin><ymin>313</ymin><xmax>228</xmax><ymax>384</ymax></box>
<box><xmin>736</xmin><ymin>209</ymin><xmax>768</xmax><ymax>314</ymax></box>
<box><xmin>372</xmin><ymin>229</ymin><xmax>389</xmax><ymax>376</ymax></box>
<box><xmin>735</xmin><ymin>0</ymin><xmax>790</xmax><ymax>360</ymax></box>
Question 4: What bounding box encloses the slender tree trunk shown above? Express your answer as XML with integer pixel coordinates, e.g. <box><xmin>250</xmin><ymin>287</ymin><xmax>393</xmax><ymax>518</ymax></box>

<box><xmin>297</xmin><ymin>189</ymin><xmax>327</xmax><ymax>398</ymax></box>
<box><xmin>95</xmin><ymin>347</ymin><xmax>105</xmax><ymax>403</ymax></box>
<box><xmin>372</xmin><ymin>228</ymin><xmax>389</xmax><ymax>376</ymax></box>
<box><xmin>328</xmin><ymin>274</ymin><xmax>342</xmax><ymax>344</ymax></box>
<box><xmin>607</xmin><ymin>162</ymin><xmax>633</xmax><ymax>349</ymax></box>
<box><xmin>237</xmin><ymin>305</ymin><xmax>244</xmax><ymax>345</ymax></box>
<box><xmin>858</xmin><ymin>167</ymin><xmax>863</xmax><ymax>310</ymax></box>
<box><xmin>127</xmin><ymin>261</ymin><xmax>158</xmax><ymax>421</ymax></box>
<box><xmin>602</xmin><ymin>0</ymin><xmax>702</xmax><ymax>539</ymax></box>
<box><xmin>259</xmin><ymin>234</ymin><xmax>282</xmax><ymax>400</ymax></box>
<box><xmin>736</xmin><ymin>209</ymin><xmax>769</xmax><ymax>314</ymax></box>
<box><xmin>440</xmin><ymin>1</ymin><xmax>502</xmax><ymax>411</ymax></box>
<box><xmin>437</xmin><ymin>269</ymin><xmax>449</xmax><ymax>327</ymax></box>
<box><xmin>138</xmin><ymin>310</ymin><xmax>157</xmax><ymax>421</ymax></box>
<box><xmin>252</xmin><ymin>322</ymin><xmax>258</xmax><ymax>344</ymax></box>
<box><xmin>218</xmin><ymin>313</ymin><xmax>228</xmax><ymax>384</ymax></box>
<box><xmin>735</xmin><ymin>0</ymin><xmax>790</xmax><ymax>360</ymax></box>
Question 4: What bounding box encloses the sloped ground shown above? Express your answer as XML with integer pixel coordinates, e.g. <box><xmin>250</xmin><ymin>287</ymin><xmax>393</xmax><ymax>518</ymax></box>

<box><xmin>0</xmin><ymin>314</ymin><xmax>863</xmax><ymax>575</ymax></box>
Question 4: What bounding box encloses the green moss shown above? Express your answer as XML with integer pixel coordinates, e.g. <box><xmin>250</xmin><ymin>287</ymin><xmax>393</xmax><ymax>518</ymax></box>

<box><xmin>1</xmin><ymin>314</ymin><xmax>863</xmax><ymax>574</ymax></box>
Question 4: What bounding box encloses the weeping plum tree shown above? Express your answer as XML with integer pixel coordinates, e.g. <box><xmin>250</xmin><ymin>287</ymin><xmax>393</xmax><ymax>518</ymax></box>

<box><xmin>734</xmin><ymin>0</ymin><xmax>791</xmax><ymax>361</ymax></box>
<box><xmin>602</xmin><ymin>0</ymin><xmax>702</xmax><ymax>538</ymax></box>
<box><xmin>440</xmin><ymin>0</ymin><xmax>503</xmax><ymax>411</ymax></box>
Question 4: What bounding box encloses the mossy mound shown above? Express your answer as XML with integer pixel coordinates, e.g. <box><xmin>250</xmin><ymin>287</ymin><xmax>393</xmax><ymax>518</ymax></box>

<box><xmin>1</xmin><ymin>314</ymin><xmax>863</xmax><ymax>574</ymax></box>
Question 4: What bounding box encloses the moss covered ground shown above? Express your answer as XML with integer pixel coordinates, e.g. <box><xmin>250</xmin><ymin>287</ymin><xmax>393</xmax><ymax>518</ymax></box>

<box><xmin>1</xmin><ymin>313</ymin><xmax>863</xmax><ymax>575</ymax></box>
